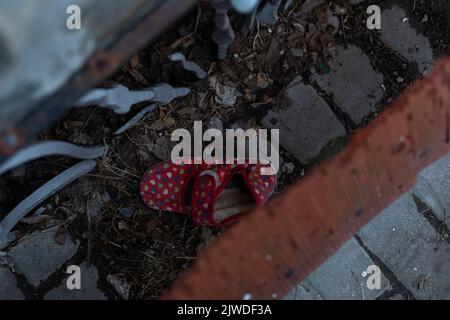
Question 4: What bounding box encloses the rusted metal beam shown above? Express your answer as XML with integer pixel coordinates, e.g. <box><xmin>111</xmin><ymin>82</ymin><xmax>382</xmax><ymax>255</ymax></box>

<box><xmin>164</xmin><ymin>54</ymin><xmax>450</xmax><ymax>300</ymax></box>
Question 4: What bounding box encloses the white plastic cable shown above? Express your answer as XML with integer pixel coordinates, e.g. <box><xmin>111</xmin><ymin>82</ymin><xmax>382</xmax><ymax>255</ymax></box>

<box><xmin>0</xmin><ymin>160</ymin><xmax>97</xmax><ymax>249</ymax></box>
<box><xmin>0</xmin><ymin>141</ymin><xmax>107</xmax><ymax>176</ymax></box>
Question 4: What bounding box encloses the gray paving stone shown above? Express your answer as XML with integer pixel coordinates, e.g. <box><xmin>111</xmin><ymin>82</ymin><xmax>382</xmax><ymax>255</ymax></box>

<box><xmin>45</xmin><ymin>262</ymin><xmax>106</xmax><ymax>300</ymax></box>
<box><xmin>358</xmin><ymin>193</ymin><xmax>450</xmax><ymax>299</ymax></box>
<box><xmin>262</xmin><ymin>77</ymin><xmax>346</xmax><ymax>163</ymax></box>
<box><xmin>314</xmin><ymin>45</ymin><xmax>384</xmax><ymax>125</ymax></box>
<box><xmin>284</xmin><ymin>280</ymin><xmax>322</xmax><ymax>300</ymax></box>
<box><xmin>8</xmin><ymin>229</ymin><xmax>79</xmax><ymax>287</ymax></box>
<box><xmin>299</xmin><ymin>237</ymin><xmax>389</xmax><ymax>300</ymax></box>
<box><xmin>381</xmin><ymin>6</ymin><xmax>434</xmax><ymax>73</ymax></box>
<box><xmin>0</xmin><ymin>266</ymin><xmax>24</xmax><ymax>300</ymax></box>
<box><xmin>412</xmin><ymin>153</ymin><xmax>450</xmax><ymax>223</ymax></box>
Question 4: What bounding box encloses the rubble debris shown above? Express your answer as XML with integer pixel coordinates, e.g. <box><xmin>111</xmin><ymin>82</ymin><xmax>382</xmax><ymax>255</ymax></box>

<box><xmin>169</xmin><ymin>52</ymin><xmax>207</xmax><ymax>79</ymax></box>
<box><xmin>107</xmin><ymin>274</ymin><xmax>131</xmax><ymax>300</ymax></box>
<box><xmin>214</xmin><ymin>83</ymin><xmax>241</xmax><ymax>107</ymax></box>
<box><xmin>75</xmin><ymin>84</ymin><xmax>190</xmax><ymax>114</ymax></box>
<box><xmin>0</xmin><ymin>160</ymin><xmax>97</xmax><ymax>249</ymax></box>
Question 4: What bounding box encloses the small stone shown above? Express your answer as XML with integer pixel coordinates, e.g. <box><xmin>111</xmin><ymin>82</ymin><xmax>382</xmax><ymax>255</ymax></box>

<box><xmin>302</xmin><ymin>238</ymin><xmax>390</xmax><ymax>299</ymax></box>
<box><xmin>291</xmin><ymin>48</ymin><xmax>304</xmax><ymax>57</ymax></box>
<box><xmin>107</xmin><ymin>274</ymin><xmax>131</xmax><ymax>300</ymax></box>
<box><xmin>87</xmin><ymin>191</ymin><xmax>110</xmax><ymax>218</ymax></box>
<box><xmin>314</xmin><ymin>45</ymin><xmax>384</xmax><ymax>125</ymax></box>
<box><xmin>118</xmin><ymin>207</ymin><xmax>134</xmax><ymax>219</ymax></box>
<box><xmin>214</xmin><ymin>83</ymin><xmax>241</xmax><ymax>107</ymax></box>
<box><xmin>413</xmin><ymin>153</ymin><xmax>450</xmax><ymax>223</ymax></box>
<box><xmin>283</xmin><ymin>162</ymin><xmax>295</xmax><ymax>174</ymax></box>
<box><xmin>0</xmin><ymin>267</ymin><xmax>24</xmax><ymax>300</ymax></box>
<box><xmin>292</xmin><ymin>23</ymin><xmax>306</xmax><ymax>36</ymax></box>
<box><xmin>358</xmin><ymin>193</ymin><xmax>450</xmax><ymax>299</ymax></box>
<box><xmin>389</xmin><ymin>293</ymin><xmax>404</xmax><ymax>300</ymax></box>
<box><xmin>8</xmin><ymin>229</ymin><xmax>78</xmax><ymax>287</ymax></box>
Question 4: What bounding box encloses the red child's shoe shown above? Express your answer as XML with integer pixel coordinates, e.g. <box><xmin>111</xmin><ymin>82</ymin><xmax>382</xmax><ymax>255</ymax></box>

<box><xmin>139</xmin><ymin>159</ymin><xmax>276</xmax><ymax>226</ymax></box>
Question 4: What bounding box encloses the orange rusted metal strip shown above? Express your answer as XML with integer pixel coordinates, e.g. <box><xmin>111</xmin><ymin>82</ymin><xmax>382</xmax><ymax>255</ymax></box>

<box><xmin>164</xmin><ymin>55</ymin><xmax>450</xmax><ymax>300</ymax></box>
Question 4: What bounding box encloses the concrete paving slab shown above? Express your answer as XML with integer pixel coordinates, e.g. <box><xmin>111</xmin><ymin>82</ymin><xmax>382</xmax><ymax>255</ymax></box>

<box><xmin>0</xmin><ymin>266</ymin><xmax>24</xmax><ymax>300</ymax></box>
<box><xmin>381</xmin><ymin>6</ymin><xmax>434</xmax><ymax>73</ymax></box>
<box><xmin>45</xmin><ymin>262</ymin><xmax>106</xmax><ymax>300</ymax></box>
<box><xmin>8</xmin><ymin>229</ymin><xmax>79</xmax><ymax>287</ymax></box>
<box><xmin>314</xmin><ymin>45</ymin><xmax>384</xmax><ymax>125</ymax></box>
<box><xmin>358</xmin><ymin>193</ymin><xmax>450</xmax><ymax>299</ymax></box>
<box><xmin>262</xmin><ymin>77</ymin><xmax>346</xmax><ymax>163</ymax></box>
<box><xmin>301</xmin><ymin>237</ymin><xmax>390</xmax><ymax>300</ymax></box>
<box><xmin>412</xmin><ymin>153</ymin><xmax>450</xmax><ymax>223</ymax></box>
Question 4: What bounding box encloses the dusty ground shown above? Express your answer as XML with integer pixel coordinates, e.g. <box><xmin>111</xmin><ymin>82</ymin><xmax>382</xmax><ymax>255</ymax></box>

<box><xmin>0</xmin><ymin>0</ymin><xmax>448</xmax><ymax>299</ymax></box>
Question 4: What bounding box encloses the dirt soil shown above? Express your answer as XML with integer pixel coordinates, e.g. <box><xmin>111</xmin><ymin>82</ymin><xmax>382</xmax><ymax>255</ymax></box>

<box><xmin>0</xmin><ymin>0</ymin><xmax>448</xmax><ymax>299</ymax></box>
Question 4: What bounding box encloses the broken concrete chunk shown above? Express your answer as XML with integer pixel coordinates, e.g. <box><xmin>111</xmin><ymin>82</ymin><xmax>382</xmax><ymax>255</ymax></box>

<box><xmin>214</xmin><ymin>83</ymin><xmax>241</xmax><ymax>107</ymax></box>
